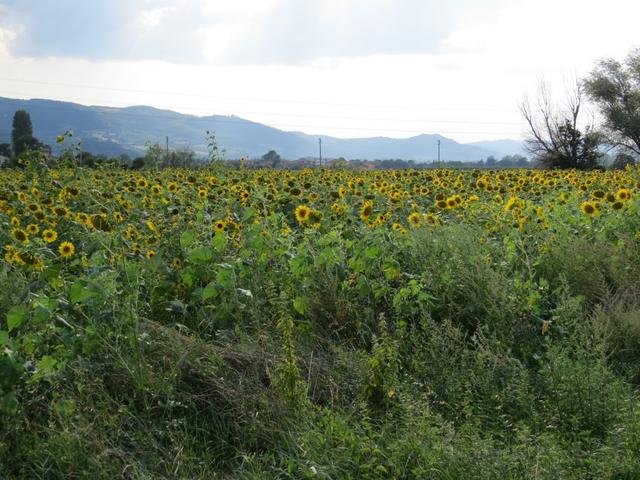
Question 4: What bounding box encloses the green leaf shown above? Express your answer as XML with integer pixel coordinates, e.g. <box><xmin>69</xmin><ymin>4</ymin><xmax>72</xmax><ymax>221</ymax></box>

<box><xmin>6</xmin><ymin>305</ymin><xmax>29</xmax><ymax>332</ymax></box>
<box><xmin>70</xmin><ymin>280</ymin><xmax>97</xmax><ymax>304</ymax></box>
<box><xmin>180</xmin><ymin>269</ymin><xmax>195</xmax><ymax>287</ymax></box>
<box><xmin>0</xmin><ymin>330</ymin><xmax>9</xmax><ymax>347</ymax></box>
<box><xmin>36</xmin><ymin>355</ymin><xmax>58</xmax><ymax>375</ymax></box>
<box><xmin>216</xmin><ymin>268</ymin><xmax>234</xmax><ymax>289</ymax></box>
<box><xmin>202</xmin><ymin>282</ymin><xmax>218</xmax><ymax>301</ymax></box>
<box><xmin>212</xmin><ymin>233</ymin><xmax>227</xmax><ymax>252</ymax></box>
<box><xmin>53</xmin><ymin>398</ymin><xmax>76</xmax><ymax>418</ymax></box>
<box><xmin>187</xmin><ymin>246</ymin><xmax>213</xmax><ymax>264</ymax></box>
<box><xmin>293</xmin><ymin>297</ymin><xmax>307</xmax><ymax>315</ymax></box>
<box><xmin>364</xmin><ymin>246</ymin><xmax>379</xmax><ymax>259</ymax></box>
<box><xmin>33</xmin><ymin>306</ymin><xmax>51</xmax><ymax>323</ymax></box>
<box><xmin>32</xmin><ymin>297</ymin><xmax>57</xmax><ymax>323</ymax></box>
<box><xmin>0</xmin><ymin>355</ymin><xmax>22</xmax><ymax>389</ymax></box>
<box><xmin>0</xmin><ymin>392</ymin><xmax>18</xmax><ymax>415</ymax></box>
<box><xmin>180</xmin><ymin>230</ymin><xmax>197</xmax><ymax>249</ymax></box>
<box><xmin>242</xmin><ymin>206</ymin><xmax>256</xmax><ymax>222</ymax></box>
<box><xmin>43</xmin><ymin>264</ymin><xmax>62</xmax><ymax>282</ymax></box>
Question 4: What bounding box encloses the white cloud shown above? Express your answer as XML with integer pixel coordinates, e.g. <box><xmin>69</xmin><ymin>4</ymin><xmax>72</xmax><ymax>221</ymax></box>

<box><xmin>0</xmin><ymin>25</ymin><xmax>14</xmax><ymax>58</ymax></box>
<box><xmin>136</xmin><ymin>6</ymin><xmax>178</xmax><ymax>29</ymax></box>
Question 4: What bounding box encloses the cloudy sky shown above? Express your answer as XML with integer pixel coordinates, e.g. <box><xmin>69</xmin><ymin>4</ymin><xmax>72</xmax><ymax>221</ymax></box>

<box><xmin>0</xmin><ymin>0</ymin><xmax>638</xmax><ymax>142</ymax></box>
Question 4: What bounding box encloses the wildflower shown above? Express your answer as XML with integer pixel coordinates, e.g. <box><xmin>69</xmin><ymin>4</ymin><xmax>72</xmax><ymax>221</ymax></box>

<box><xmin>295</xmin><ymin>205</ymin><xmax>311</xmax><ymax>224</ymax></box>
<box><xmin>617</xmin><ymin>188</ymin><xmax>632</xmax><ymax>202</ymax></box>
<box><xmin>580</xmin><ymin>201</ymin><xmax>597</xmax><ymax>216</ymax></box>
<box><xmin>42</xmin><ymin>229</ymin><xmax>58</xmax><ymax>243</ymax></box>
<box><xmin>213</xmin><ymin>220</ymin><xmax>226</xmax><ymax>233</ymax></box>
<box><xmin>407</xmin><ymin>212</ymin><xmax>422</xmax><ymax>228</ymax></box>
<box><xmin>359</xmin><ymin>201</ymin><xmax>373</xmax><ymax>221</ymax></box>
<box><xmin>12</xmin><ymin>228</ymin><xmax>28</xmax><ymax>243</ymax></box>
<box><xmin>59</xmin><ymin>241</ymin><xmax>75</xmax><ymax>257</ymax></box>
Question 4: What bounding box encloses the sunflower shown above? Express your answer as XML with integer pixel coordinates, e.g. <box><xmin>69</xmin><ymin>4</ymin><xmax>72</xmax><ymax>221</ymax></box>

<box><xmin>59</xmin><ymin>241</ymin><xmax>75</xmax><ymax>257</ymax></box>
<box><xmin>26</xmin><ymin>224</ymin><xmax>39</xmax><ymax>235</ymax></box>
<box><xmin>616</xmin><ymin>188</ymin><xmax>632</xmax><ymax>202</ymax></box>
<box><xmin>424</xmin><ymin>213</ymin><xmax>440</xmax><ymax>226</ymax></box>
<box><xmin>12</xmin><ymin>228</ymin><xmax>28</xmax><ymax>243</ymax></box>
<box><xmin>213</xmin><ymin>220</ymin><xmax>227</xmax><ymax>233</ymax></box>
<box><xmin>308</xmin><ymin>210</ymin><xmax>323</xmax><ymax>227</ymax></box>
<box><xmin>146</xmin><ymin>250</ymin><xmax>156</xmax><ymax>259</ymax></box>
<box><xmin>53</xmin><ymin>206</ymin><xmax>69</xmax><ymax>217</ymax></box>
<box><xmin>407</xmin><ymin>212</ymin><xmax>422</xmax><ymax>228</ymax></box>
<box><xmin>42</xmin><ymin>229</ymin><xmax>58</xmax><ymax>243</ymax></box>
<box><xmin>359</xmin><ymin>201</ymin><xmax>373</xmax><ymax>221</ymax></box>
<box><xmin>295</xmin><ymin>205</ymin><xmax>311</xmax><ymax>224</ymax></box>
<box><xmin>580</xmin><ymin>201</ymin><xmax>597</xmax><ymax>216</ymax></box>
<box><xmin>90</xmin><ymin>214</ymin><xmax>111</xmax><ymax>232</ymax></box>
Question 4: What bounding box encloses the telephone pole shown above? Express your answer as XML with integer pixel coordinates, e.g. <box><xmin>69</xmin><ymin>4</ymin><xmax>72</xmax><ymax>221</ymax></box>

<box><xmin>318</xmin><ymin>137</ymin><xmax>322</xmax><ymax>167</ymax></box>
<box><xmin>437</xmin><ymin>139</ymin><xmax>441</xmax><ymax>166</ymax></box>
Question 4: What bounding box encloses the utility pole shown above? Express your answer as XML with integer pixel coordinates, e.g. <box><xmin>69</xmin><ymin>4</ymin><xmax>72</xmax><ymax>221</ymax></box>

<box><xmin>166</xmin><ymin>136</ymin><xmax>169</xmax><ymax>157</ymax></box>
<box><xmin>437</xmin><ymin>139</ymin><xmax>441</xmax><ymax>167</ymax></box>
<box><xmin>318</xmin><ymin>137</ymin><xmax>322</xmax><ymax>168</ymax></box>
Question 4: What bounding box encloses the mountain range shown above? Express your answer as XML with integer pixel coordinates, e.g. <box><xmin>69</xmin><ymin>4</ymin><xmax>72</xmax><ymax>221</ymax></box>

<box><xmin>0</xmin><ymin>97</ymin><xmax>526</xmax><ymax>162</ymax></box>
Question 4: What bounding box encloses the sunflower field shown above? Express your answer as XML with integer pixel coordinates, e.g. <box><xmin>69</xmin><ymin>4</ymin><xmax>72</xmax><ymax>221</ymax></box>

<box><xmin>1</xmin><ymin>163</ymin><xmax>640</xmax><ymax>478</ymax></box>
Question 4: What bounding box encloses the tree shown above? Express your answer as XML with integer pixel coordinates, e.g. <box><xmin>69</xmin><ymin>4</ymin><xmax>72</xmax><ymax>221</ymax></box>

<box><xmin>611</xmin><ymin>151</ymin><xmax>637</xmax><ymax>170</ymax></box>
<box><xmin>262</xmin><ymin>150</ymin><xmax>282</xmax><ymax>168</ymax></box>
<box><xmin>167</xmin><ymin>147</ymin><xmax>197</xmax><ymax>167</ymax></box>
<box><xmin>584</xmin><ymin>48</ymin><xmax>640</xmax><ymax>155</ymax></box>
<box><xmin>498</xmin><ymin>154</ymin><xmax>529</xmax><ymax>168</ymax></box>
<box><xmin>143</xmin><ymin>142</ymin><xmax>164</xmax><ymax>169</ymax></box>
<box><xmin>520</xmin><ymin>81</ymin><xmax>603</xmax><ymax>169</ymax></box>
<box><xmin>0</xmin><ymin>143</ymin><xmax>11</xmax><ymax>158</ymax></box>
<box><xmin>131</xmin><ymin>157</ymin><xmax>146</xmax><ymax>170</ymax></box>
<box><xmin>12</xmin><ymin>110</ymin><xmax>40</xmax><ymax>158</ymax></box>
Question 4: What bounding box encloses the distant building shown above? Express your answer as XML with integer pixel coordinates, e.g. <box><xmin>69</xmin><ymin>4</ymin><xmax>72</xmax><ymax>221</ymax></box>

<box><xmin>0</xmin><ymin>155</ymin><xmax>8</xmax><ymax>166</ymax></box>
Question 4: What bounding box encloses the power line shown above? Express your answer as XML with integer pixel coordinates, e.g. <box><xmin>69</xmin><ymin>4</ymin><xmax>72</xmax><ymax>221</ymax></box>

<box><xmin>0</xmin><ymin>88</ymin><xmax>524</xmax><ymax>126</ymax></box>
<box><xmin>0</xmin><ymin>94</ymin><xmax>525</xmax><ymax>137</ymax></box>
<box><xmin>0</xmin><ymin>76</ymin><xmax>519</xmax><ymax>113</ymax></box>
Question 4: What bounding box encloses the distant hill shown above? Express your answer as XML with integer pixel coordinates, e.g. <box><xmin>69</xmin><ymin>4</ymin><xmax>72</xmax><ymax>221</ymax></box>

<box><xmin>0</xmin><ymin>97</ymin><xmax>525</xmax><ymax>162</ymax></box>
<box><xmin>466</xmin><ymin>139</ymin><xmax>528</xmax><ymax>158</ymax></box>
